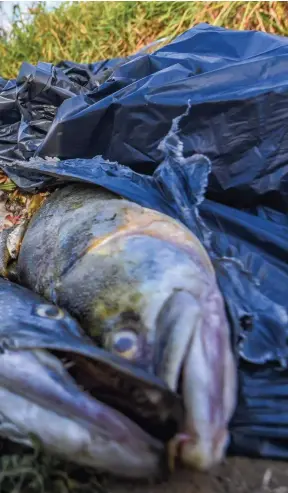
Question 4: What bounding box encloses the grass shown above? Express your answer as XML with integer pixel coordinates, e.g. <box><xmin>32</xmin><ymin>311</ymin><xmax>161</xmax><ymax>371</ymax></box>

<box><xmin>0</xmin><ymin>1</ymin><xmax>287</xmax><ymax>79</ymax></box>
<box><xmin>0</xmin><ymin>444</ymin><xmax>107</xmax><ymax>493</ymax></box>
<box><xmin>0</xmin><ymin>1</ymin><xmax>288</xmax><ymax>492</ymax></box>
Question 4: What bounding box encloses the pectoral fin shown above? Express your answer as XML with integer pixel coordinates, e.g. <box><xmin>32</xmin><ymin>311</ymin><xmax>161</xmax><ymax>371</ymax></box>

<box><xmin>0</xmin><ymin>221</ymin><xmax>28</xmax><ymax>280</ymax></box>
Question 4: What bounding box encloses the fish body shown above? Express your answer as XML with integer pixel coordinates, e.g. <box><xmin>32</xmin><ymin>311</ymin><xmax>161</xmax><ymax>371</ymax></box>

<box><xmin>16</xmin><ymin>182</ymin><xmax>237</xmax><ymax>471</ymax></box>
<box><xmin>0</xmin><ymin>277</ymin><xmax>164</xmax><ymax>478</ymax></box>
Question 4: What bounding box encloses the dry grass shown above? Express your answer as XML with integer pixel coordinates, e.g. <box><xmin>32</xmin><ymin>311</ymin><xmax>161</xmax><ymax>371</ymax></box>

<box><xmin>0</xmin><ymin>1</ymin><xmax>287</xmax><ymax>79</ymax></box>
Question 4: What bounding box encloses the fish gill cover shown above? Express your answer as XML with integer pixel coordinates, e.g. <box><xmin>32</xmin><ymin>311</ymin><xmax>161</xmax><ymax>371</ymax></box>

<box><xmin>0</xmin><ymin>22</ymin><xmax>288</xmax><ymax>460</ymax></box>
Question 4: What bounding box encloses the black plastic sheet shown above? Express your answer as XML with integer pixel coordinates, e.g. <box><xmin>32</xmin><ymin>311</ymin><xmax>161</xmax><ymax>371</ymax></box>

<box><xmin>0</xmin><ymin>23</ymin><xmax>288</xmax><ymax>461</ymax></box>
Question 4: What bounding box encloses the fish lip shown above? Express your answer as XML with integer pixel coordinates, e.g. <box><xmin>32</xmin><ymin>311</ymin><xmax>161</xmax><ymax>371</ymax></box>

<box><xmin>154</xmin><ymin>290</ymin><xmax>200</xmax><ymax>392</ymax></box>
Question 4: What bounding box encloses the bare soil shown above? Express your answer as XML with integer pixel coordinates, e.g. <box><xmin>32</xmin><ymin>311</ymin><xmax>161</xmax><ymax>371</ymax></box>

<box><xmin>104</xmin><ymin>458</ymin><xmax>288</xmax><ymax>493</ymax></box>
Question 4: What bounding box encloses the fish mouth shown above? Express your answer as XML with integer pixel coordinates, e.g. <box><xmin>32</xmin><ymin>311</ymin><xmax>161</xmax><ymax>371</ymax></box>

<box><xmin>155</xmin><ymin>288</ymin><xmax>236</xmax><ymax>471</ymax></box>
<box><xmin>0</xmin><ymin>347</ymin><xmax>165</xmax><ymax>478</ymax></box>
<box><xmin>62</xmin><ymin>349</ymin><xmax>183</xmax><ymax>443</ymax></box>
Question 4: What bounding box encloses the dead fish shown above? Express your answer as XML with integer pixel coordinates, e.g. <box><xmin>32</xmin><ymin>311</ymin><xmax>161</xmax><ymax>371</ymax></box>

<box><xmin>0</xmin><ymin>277</ymin><xmax>165</xmax><ymax>479</ymax></box>
<box><xmin>5</xmin><ymin>180</ymin><xmax>237</xmax><ymax>471</ymax></box>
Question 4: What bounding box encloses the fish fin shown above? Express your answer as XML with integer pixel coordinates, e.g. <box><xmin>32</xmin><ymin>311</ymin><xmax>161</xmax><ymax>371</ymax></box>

<box><xmin>0</xmin><ymin>220</ymin><xmax>27</xmax><ymax>280</ymax></box>
<box><xmin>6</xmin><ymin>220</ymin><xmax>28</xmax><ymax>260</ymax></box>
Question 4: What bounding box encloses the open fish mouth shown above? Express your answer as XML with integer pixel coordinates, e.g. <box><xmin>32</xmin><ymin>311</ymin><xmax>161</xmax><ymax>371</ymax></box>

<box><xmin>0</xmin><ymin>346</ymin><xmax>166</xmax><ymax>479</ymax></box>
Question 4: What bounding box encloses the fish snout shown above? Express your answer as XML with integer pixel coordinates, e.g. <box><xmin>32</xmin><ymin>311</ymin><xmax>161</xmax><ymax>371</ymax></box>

<box><xmin>155</xmin><ymin>284</ymin><xmax>237</xmax><ymax>472</ymax></box>
<box><xmin>179</xmin><ymin>286</ymin><xmax>237</xmax><ymax>471</ymax></box>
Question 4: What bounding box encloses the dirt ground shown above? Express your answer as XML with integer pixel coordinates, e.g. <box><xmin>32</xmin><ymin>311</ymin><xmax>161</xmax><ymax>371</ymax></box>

<box><xmin>104</xmin><ymin>458</ymin><xmax>288</xmax><ymax>493</ymax></box>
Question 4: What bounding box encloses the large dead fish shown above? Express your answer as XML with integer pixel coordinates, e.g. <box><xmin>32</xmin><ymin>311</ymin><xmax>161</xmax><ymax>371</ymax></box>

<box><xmin>0</xmin><ymin>277</ymin><xmax>165</xmax><ymax>478</ymax></box>
<box><xmin>0</xmin><ymin>177</ymin><xmax>237</xmax><ymax>471</ymax></box>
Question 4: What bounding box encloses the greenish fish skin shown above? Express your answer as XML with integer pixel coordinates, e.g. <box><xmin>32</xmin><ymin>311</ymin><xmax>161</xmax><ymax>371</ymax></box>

<box><xmin>17</xmin><ymin>183</ymin><xmax>237</xmax><ymax>471</ymax></box>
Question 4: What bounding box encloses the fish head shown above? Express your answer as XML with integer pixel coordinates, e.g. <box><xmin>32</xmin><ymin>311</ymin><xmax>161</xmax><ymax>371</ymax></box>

<box><xmin>0</xmin><ymin>279</ymin><xmax>166</xmax><ymax>479</ymax></box>
<box><xmin>79</xmin><ymin>218</ymin><xmax>237</xmax><ymax>471</ymax></box>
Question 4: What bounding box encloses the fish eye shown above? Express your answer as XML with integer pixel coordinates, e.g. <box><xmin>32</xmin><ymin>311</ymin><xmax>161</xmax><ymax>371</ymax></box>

<box><xmin>110</xmin><ymin>330</ymin><xmax>138</xmax><ymax>360</ymax></box>
<box><xmin>34</xmin><ymin>304</ymin><xmax>64</xmax><ymax>320</ymax></box>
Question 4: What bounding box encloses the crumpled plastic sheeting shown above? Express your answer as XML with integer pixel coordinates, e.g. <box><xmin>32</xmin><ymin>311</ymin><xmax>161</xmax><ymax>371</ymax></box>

<box><xmin>1</xmin><ymin>23</ymin><xmax>287</xmax><ymax>209</ymax></box>
<box><xmin>0</xmin><ymin>23</ymin><xmax>288</xmax><ymax>460</ymax></box>
<box><xmin>0</xmin><ymin>36</ymin><xmax>166</xmax><ymax>165</ymax></box>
